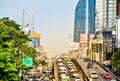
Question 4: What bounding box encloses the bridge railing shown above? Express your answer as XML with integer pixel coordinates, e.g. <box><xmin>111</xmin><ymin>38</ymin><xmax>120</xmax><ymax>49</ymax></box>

<box><xmin>95</xmin><ymin>61</ymin><xmax>120</xmax><ymax>81</ymax></box>
<box><xmin>71</xmin><ymin>58</ymin><xmax>89</xmax><ymax>81</ymax></box>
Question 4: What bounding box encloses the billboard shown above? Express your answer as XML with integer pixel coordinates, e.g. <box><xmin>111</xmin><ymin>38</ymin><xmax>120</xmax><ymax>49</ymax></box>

<box><xmin>70</xmin><ymin>42</ymin><xmax>79</xmax><ymax>50</ymax></box>
<box><xmin>116</xmin><ymin>18</ymin><xmax>120</xmax><ymax>48</ymax></box>
<box><xmin>80</xmin><ymin>34</ymin><xmax>89</xmax><ymax>43</ymax></box>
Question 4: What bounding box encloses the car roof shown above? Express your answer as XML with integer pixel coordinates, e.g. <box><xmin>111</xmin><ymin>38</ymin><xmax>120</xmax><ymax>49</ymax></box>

<box><xmin>90</xmin><ymin>71</ymin><xmax>96</xmax><ymax>73</ymax></box>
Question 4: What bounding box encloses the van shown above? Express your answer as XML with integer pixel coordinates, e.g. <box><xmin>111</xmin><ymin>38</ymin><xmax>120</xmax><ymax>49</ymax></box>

<box><xmin>59</xmin><ymin>67</ymin><xmax>67</xmax><ymax>73</ymax></box>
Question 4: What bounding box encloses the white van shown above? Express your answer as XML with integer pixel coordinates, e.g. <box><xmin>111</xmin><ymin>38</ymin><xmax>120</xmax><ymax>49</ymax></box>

<box><xmin>59</xmin><ymin>67</ymin><xmax>67</xmax><ymax>73</ymax></box>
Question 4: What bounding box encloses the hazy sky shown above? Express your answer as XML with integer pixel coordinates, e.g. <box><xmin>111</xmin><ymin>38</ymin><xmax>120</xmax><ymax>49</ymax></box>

<box><xmin>0</xmin><ymin>0</ymin><xmax>78</xmax><ymax>54</ymax></box>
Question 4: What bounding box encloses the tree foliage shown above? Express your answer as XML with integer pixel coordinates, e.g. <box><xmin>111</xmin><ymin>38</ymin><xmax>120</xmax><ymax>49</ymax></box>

<box><xmin>0</xmin><ymin>17</ymin><xmax>37</xmax><ymax>81</ymax></box>
<box><xmin>111</xmin><ymin>49</ymin><xmax>120</xmax><ymax>70</ymax></box>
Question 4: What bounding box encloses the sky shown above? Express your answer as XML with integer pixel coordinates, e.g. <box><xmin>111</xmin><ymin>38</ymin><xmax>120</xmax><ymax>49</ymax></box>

<box><xmin>0</xmin><ymin>0</ymin><xmax>78</xmax><ymax>55</ymax></box>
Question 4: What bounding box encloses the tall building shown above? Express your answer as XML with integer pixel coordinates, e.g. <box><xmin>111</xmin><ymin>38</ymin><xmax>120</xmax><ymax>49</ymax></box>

<box><xmin>96</xmin><ymin>0</ymin><xmax>116</xmax><ymax>31</ymax></box>
<box><xmin>96</xmin><ymin>0</ymin><xmax>104</xmax><ymax>31</ymax></box>
<box><xmin>95</xmin><ymin>0</ymin><xmax>116</xmax><ymax>61</ymax></box>
<box><xmin>104</xmin><ymin>0</ymin><xmax>116</xmax><ymax>29</ymax></box>
<box><xmin>74</xmin><ymin>0</ymin><xmax>96</xmax><ymax>42</ymax></box>
<box><xmin>96</xmin><ymin>0</ymin><xmax>116</xmax><ymax>30</ymax></box>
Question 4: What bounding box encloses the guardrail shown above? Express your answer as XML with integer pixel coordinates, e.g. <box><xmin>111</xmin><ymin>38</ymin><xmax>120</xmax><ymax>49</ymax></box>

<box><xmin>71</xmin><ymin>58</ymin><xmax>89</xmax><ymax>81</ymax></box>
<box><xmin>95</xmin><ymin>61</ymin><xmax>120</xmax><ymax>81</ymax></box>
<box><xmin>53</xmin><ymin>59</ymin><xmax>59</xmax><ymax>81</ymax></box>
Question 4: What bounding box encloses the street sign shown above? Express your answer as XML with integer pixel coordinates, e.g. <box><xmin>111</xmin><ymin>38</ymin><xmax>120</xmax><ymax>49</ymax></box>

<box><xmin>22</xmin><ymin>58</ymin><xmax>33</xmax><ymax>67</ymax></box>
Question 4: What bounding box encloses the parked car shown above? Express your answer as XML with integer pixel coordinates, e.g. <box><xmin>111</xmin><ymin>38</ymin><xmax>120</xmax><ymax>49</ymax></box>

<box><xmin>104</xmin><ymin>73</ymin><xmax>112</xmax><ymax>79</ymax></box>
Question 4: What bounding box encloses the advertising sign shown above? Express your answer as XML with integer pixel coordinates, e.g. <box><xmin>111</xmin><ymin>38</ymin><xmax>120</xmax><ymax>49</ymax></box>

<box><xmin>70</xmin><ymin>42</ymin><xmax>79</xmax><ymax>50</ymax></box>
<box><xmin>22</xmin><ymin>58</ymin><xmax>33</xmax><ymax>67</ymax></box>
<box><xmin>80</xmin><ymin>34</ymin><xmax>89</xmax><ymax>43</ymax></box>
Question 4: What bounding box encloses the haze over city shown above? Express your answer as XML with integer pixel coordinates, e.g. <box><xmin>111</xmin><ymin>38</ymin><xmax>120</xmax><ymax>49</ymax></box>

<box><xmin>1</xmin><ymin>0</ymin><xmax>120</xmax><ymax>81</ymax></box>
<box><xmin>0</xmin><ymin>0</ymin><xmax>78</xmax><ymax>55</ymax></box>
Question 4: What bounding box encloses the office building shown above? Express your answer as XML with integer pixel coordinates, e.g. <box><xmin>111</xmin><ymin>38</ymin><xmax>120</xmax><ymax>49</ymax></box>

<box><xmin>73</xmin><ymin>0</ymin><xmax>96</xmax><ymax>42</ymax></box>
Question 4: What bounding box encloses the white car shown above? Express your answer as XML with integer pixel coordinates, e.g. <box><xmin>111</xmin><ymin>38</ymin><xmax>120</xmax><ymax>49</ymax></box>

<box><xmin>70</xmin><ymin>68</ymin><xmax>76</xmax><ymax>72</ymax></box>
<box><xmin>90</xmin><ymin>71</ymin><xmax>98</xmax><ymax>79</ymax></box>
<box><xmin>75</xmin><ymin>76</ymin><xmax>81</xmax><ymax>81</ymax></box>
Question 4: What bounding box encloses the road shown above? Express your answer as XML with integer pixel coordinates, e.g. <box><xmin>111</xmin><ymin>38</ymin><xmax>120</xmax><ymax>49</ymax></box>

<box><xmin>54</xmin><ymin>57</ymin><xmax>84</xmax><ymax>81</ymax></box>
<box><xmin>77</xmin><ymin>58</ymin><xmax>116</xmax><ymax>81</ymax></box>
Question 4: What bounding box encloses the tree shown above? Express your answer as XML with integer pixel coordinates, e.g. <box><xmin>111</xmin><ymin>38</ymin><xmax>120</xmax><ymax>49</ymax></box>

<box><xmin>0</xmin><ymin>17</ymin><xmax>37</xmax><ymax>81</ymax></box>
<box><xmin>111</xmin><ymin>49</ymin><xmax>120</xmax><ymax>70</ymax></box>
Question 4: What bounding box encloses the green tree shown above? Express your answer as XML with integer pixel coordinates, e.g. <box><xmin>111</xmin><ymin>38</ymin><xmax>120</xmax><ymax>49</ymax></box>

<box><xmin>111</xmin><ymin>49</ymin><xmax>120</xmax><ymax>70</ymax></box>
<box><xmin>0</xmin><ymin>17</ymin><xmax>37</xmax><ymax>81</ymax></box>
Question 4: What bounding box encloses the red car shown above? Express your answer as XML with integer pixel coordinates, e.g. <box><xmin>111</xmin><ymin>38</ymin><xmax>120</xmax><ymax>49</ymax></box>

<box><xmin>104</xmin><ymin>73</ymin><xmax>112</xmax><ymax>79</ymax></box>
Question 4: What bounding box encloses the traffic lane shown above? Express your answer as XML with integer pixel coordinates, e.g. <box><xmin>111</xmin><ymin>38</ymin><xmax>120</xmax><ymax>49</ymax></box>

<box><xmin>78</xmin><ymin>60</ymin><xmax>90</xmax><ymax>77</ymax></box>
<box><xmin>82</xmin><ymin>62</ymin><xmax>103</xmax><ymax>81</ymax></box>
<box><xmin>93</xmin><ymin>63</ymin><xmax>116</xmax><ymax>81</ymax></box>
<box><xmin>78</xmin><ymin>59</ymin><xmax>116</xmax><ymax>81</ymax></box>
<box><xmin>78</xmin><ymin>59</ymin><xmax>102</xmax><ymax>80</ymax></box>
<box><xmin>91</xmin><ymin>64</ymin><xmax>108</xmax><ymax>81</ymax></box>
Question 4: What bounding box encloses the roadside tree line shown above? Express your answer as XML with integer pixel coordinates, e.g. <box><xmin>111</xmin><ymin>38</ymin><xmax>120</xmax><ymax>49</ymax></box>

<box><xmin>0</xmin><ymin>17</ymin><xmax>44</xmax><ymax>81</ymax></box>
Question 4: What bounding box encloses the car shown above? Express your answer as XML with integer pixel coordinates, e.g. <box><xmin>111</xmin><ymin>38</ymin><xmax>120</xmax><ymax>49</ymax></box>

<box><xmin>70</xmin><ymin>68</ymin><xmax>76</xmax><ymax>72</ymax></box>
<box><xmin>83</xmin><ymin>58</ymin><xmax>89</xmax><ymax>62</ymax></box>
<box><xmin>75</xmin><ymin>76</ymin><xmax>81</xmax><ymax>81</ymax></box>
<box><xmin>58</xmin><ymin>63</ymin><xmax>64</xmax><ymax>66</ymax></box>
<box><xmin>104</xmin><ymin>73</ymin><xmax>112</xmax><ymax>79</ymax></box>
<box><xmin>90</xmin><ymin>71</ymin><xmax>98</xmax><ymax>79</ymax></box>
<box><xmin>59</xmin><ymin>67</ymin><xmax>67</xmax><ymax>73</ymax></box>
<box><xmin>72</xmin><ymin>71</ymin><xmax>79</xmax><ymax>77</ymax></box>
<box><xmin>87</xmin><ymin>62</ymin><xmax>93</xmax><ymax>68</ymax></box>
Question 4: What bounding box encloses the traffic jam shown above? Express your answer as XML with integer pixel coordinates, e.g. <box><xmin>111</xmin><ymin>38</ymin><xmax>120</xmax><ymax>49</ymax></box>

<box><xmin>55</xmin><ymin>56</ymin><xmax>81</xmax><ymax>81</ymax></box>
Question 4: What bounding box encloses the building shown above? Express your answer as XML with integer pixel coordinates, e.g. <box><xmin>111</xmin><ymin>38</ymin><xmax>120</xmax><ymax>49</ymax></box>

<box><xmin>90</xmin><ymin>0</ymin><xmax>116</xmax><ymax>61</ymax></box>
<box><xmin>95</xmin><ymin>0</ymin><xmax>104</xmax><ymax>31</ymax></box>
<box><xmin>29</xmin><ymin>32</ymin><xmax>41</xmax><ymax>48</ymax></box>
<box><xmin>116</xmin><ymin>0</ymin><xmax>120</xmax><ymax>49</ymax></box>
<box><xmin>73</xmin><ymin>0</ymin><xmax>96</xmax><ymax>58</ymax></box>
<box><xmin>73</xmin><ymin>0</ymin><xmax>96</xmax><ymax>42</ymax></box>
<box><xmin>101</xmin><ymin>0</ymin><xmax>116</xmax><ymax>29</ymax></box>
<box><xmin>89</xmin><ymin>38</ymin><xmax>103</xmax><ymax>61</ymax></box>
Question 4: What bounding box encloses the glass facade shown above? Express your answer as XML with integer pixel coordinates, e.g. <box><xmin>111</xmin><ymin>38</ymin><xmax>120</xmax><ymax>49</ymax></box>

<box><xmin>74</xmin><ymin>0</ymin><xmax>96</xmax><ymax>42</ymax></box>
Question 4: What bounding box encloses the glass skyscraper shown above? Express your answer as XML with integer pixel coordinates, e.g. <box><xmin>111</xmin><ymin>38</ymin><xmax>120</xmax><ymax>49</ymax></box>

<box><xmin>74</xmin><ymin>0</ymin><xmax>96</xmax><ymax>42</ymax></box>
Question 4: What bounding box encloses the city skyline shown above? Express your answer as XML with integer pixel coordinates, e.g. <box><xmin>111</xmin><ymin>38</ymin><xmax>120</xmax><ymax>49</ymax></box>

<box><xmin>0</xmin><ymin>0</ymin><xmax>78</xmax><ymax>54</ymax></box>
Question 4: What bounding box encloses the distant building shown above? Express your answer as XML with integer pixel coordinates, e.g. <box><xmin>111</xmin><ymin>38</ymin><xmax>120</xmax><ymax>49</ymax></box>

<box><xmin>73</xmin><ymin>0</ymin><xmax>96</xmax><ymax>42</ymax></box>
